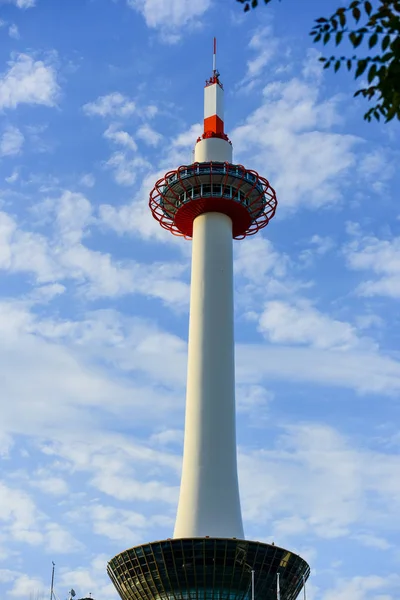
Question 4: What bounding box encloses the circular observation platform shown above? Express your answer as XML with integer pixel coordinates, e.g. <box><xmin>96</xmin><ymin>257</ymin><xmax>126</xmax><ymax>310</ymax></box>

<box><xmin>108</xmin><ymin>538</ymin><xmax>309</xmax><ymax>600</ymax></box>
<box><xmin>149</xmin><ymin>163</ymin><xmax>277</xmax><ymax>239</ymax></box>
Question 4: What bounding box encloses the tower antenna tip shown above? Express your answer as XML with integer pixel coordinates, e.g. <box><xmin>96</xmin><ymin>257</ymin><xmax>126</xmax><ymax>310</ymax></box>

<box><xmin>213</xmin><ymin>37</ymin><xmax>217</xmax><ymax>73</ymax></box>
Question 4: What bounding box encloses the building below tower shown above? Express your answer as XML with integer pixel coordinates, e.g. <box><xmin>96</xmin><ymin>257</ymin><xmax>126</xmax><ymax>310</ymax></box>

<box><xmin>108</xmin><ymin>539</ymin><xmax>309</xmax><ymax>600</ymax></box>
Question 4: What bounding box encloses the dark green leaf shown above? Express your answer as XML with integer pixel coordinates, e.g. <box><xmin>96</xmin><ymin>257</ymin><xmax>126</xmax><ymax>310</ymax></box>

<box><xmin>349</xmin><ymin>0</ymin><xmax>360</xmax><ymax>8</ymax></box>
<box><xmin>315</xmin><ymin>17</ymin><xmax>328</xmax><ymax>23</ymax></box>
<box><xmin>347</xmin><ymin>58</ymin><xmax>352</xmax><ymax>70</ymax></box>
<box><xmin>323</xmin><ymin>32</ymin><xmax>330</xmax><ymax>44</ymax></box>
<box><xmin>369</xmin><ymin>33</ymin><xmax>378</xmax><ymax>48</ymax></box>
<box><xmin>382</xmin><ymin>35</ymin><xmax>391</xmax><ymax>51</ymax></box>
<box><xmin>354</xmin><ymin>33</ymin><xmax>363</xmax><ymax>48</ymax></box>
<box><xmin>364</xmin><ymin>0</ymin><xmax>372</xmax><ymax>15</ymax></box>
<box><xmin>352</xmin><ymin>6</ymin><xmax>361</xmax><ymax>21</ymax></box>
<box><xmin>323</xmin><ymin>61</ymin><xmax>331</xmax><ymax>69</ymax></box>
<box><xmin>334</xmin><ymin>60</ymin><xmax>341</xmax><ymax>72</ymax></box>
<box><xmin>355</xmin><ymin>59</ymin><xmax>368</xmax><ymax>77</ymax></box>
<box><xmin>338</xmin><ymin>10</ymin><xmax>346</xmax><ymax>27</ymax></box>
<box><xmin>368</xmin><ymin>63</ymin><xmax>377</xmax><ymax>83</ymax></box>
<box><xmin>335</xmin><ymin>31</ymin><xmax>343</xmax><ymax>45</ymax></box>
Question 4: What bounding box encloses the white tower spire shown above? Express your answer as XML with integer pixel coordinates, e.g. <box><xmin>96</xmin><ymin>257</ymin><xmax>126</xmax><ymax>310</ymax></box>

<box><xmin>173</xmin><ymin>47</ymin><xmax>244</xmax><ymax>539</ymax></box>
<box><xmin>109</xmin><ymin>41</ymin><xmax>310</xmax><ymax>600</ymax></box>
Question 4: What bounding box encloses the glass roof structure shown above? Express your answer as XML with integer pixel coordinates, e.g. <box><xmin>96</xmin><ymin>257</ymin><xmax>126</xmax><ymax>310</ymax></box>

<box><xmin>108</xmin><ymin>538</ymin><xmax>310</xmax><ymax>600</ymax></box>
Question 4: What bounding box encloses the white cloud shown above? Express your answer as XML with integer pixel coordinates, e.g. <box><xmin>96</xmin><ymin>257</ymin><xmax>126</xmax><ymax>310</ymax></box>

<box><xmin>0</xmin><ymin>193</ymin><xmax>189</xmax><ymax>304</ymax></box>
<box><xmin>352</xmin><ymin>532</ymin><xmax>392</xmax><ymax>550</ymax></box>
<box><xmin>299</xmin><ymin>235</ymin><xmax>335</xmax><ymax>266</ymax></box>
<box><xmin>98</xmin><ymin>123</ymin><xmax>204</xmax><ymax>242</ymax></box>
<box><xmin>126</xmin><ymin>0</ymin><xmax>211</xmax><ymax>32</ymax></box>
<box><xmin>0</xmin><ymin>303</ymin><xmax>185</xmax><ymax>450</ymax></box>
<box><xmin>235</xmin><ymin>236</ymin><xmax>288</xmax><ymax>284</ymax></box>
<box><xmin>79</xmin><ymin>173</ymin><xmax>95</xmax><ymax>188</ymax></box>
<box><xmin>259</xmin><ymin>300</ymin><xmax>360</xmax><ymax>351</ymax></box>
<box><xmin>0</xmin><ymin>53</ymin><xmax>59</xmax><ymax>110</ymax></box>
<box><xmin>237</xmin><ymin>342</ymin><xmax>400</xmax><ymax>395</ymax></box>
<box><xmin>321</xmin><ymin>574</ymin><xmax>400</xmax><ymax>600</ymax></box>
<box><xmin>106</xmin><ymin>151</ymin><xmax>150</xmax><ymax>186</ymax></box>
<box><xmin>31</xmin><ymin>475</ymin><xmax>69</xmax><ymax>496</ymax></box>
<box><xmin>8</xmin><ymin>24</ymin><xmax>19</xmax><ymax>39</ymax></box>
<box><xmin>309</xmin><ymin>234</ymin><xmax>334</xmax><ymax>255</ymax></box>
<box><xmin>29</xmin><ymin>283</ymin><xmax>66</xmax><ymax>304</ymax></box>
<box><xmin>150</xmin><ymin>429</ymin><xmax>183</xmax><ymax>446</ymax></box>
<box><xmin>356</xmin><ymin>149</ymin><xmax>395</xmax><ymax>195</ymax></box>
<box><xmin>99</xmin><ymin>185</ymin><xmax>167</xmax><ymax>241</ymax></box>
<box><xmin>172</xmin><ymin>123</ymin><xmax>202</xmax><ymax>148</ymax></box>
<box><xmin>57</xmin><ymin>557</ymin><xmax>118</xmax><ymax>600</ymax></box>
<box><xmin>8</xmin><ymin>574</ymin><xmax>46</xmax><ymax>598</ymax></box>
<box><xmin>240</xmin><ymin>424</ymin><xmax>400</xmax><ymax>541</ymax></box>
<box><xmin>83</xmin><ymin>92</ymin><xmax>135</xmax><ymax>117</ymax></box>
<box><xmin>345</xmin><ymin>234</ymin><xmax>400</xmax><ymax>299</ymax></box>
<box><xmin>0</xmin><ymin>211</ymin><xmax>56</xmax><ymax>281</ymax></box>
<box><xmin>6</xmin><ymin>0</ymin><xmax>36</xmax><ymax>7</ymax></box>
<box><xmin>5</xmin><ymin>168</ymin><xmax>19</xmax><ymax>183</ymax></box>
<box><xmin>136</xmin><ymin>123</ymin><xmax>162</xmax><ymax>146</ymax></box>
<box><xmin>241</xmin><ymin>25</ymin><xmax>280</xmax><ymax>86</ymax></box>
<box><xmin>0</xmin><ymin>480</ymin><xmax>79</xmax><ymax>554</ymax></box>
<box><xmin>44</xmin><ymin>522</ymin><xmax>82</xmax><ymax>553</ymax></box>
<box><xmin>0</xmin><ymin>125</ymin><xmax>24</xmax><ymax>156</ymax></box>
<box><xmin>231</xmin><ymin>56</ymin><xmax>361</xmax><ymax>210</ymax></box>
<box><xmin>104</xmin><ymin>123</ymin><xmax>137</xmax><ymax>151</ymax></box>
<box><xmin>233</xmin><ymin>235</ymin><xmax>304</xmax><ymax>312</ymax></box>
<box><xmin>74</xmin><ymin>504</ymin><xmax>173</xmax><ymax>544</ymax></box>
<box><xmin>54</xmin><ymin>190</ymin><xmax>92</xmax><ymax>245</ymax></box>
<box><xmin>236</xmin><ymin>384</ymin><xmax>272</xmax><ymax>417</ymax></box>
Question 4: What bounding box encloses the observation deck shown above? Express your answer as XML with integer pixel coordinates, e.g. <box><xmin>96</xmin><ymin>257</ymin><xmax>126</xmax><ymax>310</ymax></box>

<box><xmin>108</xmin><ymin>538</ymin><xmax>309</xmax><ymax>600</ymax></box>
<box><xmin>149</xmin><ymin>162</ymin><xmax>277</xmax><ymax>239</ymax></box>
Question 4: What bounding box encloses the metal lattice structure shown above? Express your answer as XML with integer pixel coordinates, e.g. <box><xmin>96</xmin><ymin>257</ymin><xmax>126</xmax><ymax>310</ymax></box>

<box><xmin>108</xmin><ymin>538</ymin><xmax>309</xmax><ymax>600</ymax></box>
<box><xmin>149</xmin><ymin>162</ymin><xmax>277</xmax><ymax>239</ymax></box>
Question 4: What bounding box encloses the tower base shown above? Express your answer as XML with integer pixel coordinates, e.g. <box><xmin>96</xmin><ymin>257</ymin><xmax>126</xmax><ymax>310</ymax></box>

<box><xmin>108</xmin><ymin>538</ymin><xmax>309</xmax><ymax>600</ymax></box>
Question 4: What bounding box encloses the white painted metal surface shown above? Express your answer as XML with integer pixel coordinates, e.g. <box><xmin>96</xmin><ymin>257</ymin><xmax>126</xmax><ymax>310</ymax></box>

<box><xmin>204</xmin><ymin>83</ymin><xmax>224</xmax><ymax>121</ymax></box>
<box><xmin>194</xmin><ymin>137</ymin><xmax>232</xmax><ymax>163</ymax></box>
<box><xmin>173</xmin><ymin>211</ymin><xmax>244</xmax><ymax>539</ymax></box>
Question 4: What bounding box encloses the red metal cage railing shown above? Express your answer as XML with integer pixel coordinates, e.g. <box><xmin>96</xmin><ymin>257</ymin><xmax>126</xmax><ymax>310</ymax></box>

<box><xmin>149</xmin><ymin>162</ymin><xmax>277</xmax><ymax>239</ymax></box>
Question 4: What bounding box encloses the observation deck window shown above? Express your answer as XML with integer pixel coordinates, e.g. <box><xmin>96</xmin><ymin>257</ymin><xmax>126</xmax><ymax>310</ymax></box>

<box><xmin>212</xmin><ymin>184</ymin><xmax>222</xmax><ymax>195</ymax></box>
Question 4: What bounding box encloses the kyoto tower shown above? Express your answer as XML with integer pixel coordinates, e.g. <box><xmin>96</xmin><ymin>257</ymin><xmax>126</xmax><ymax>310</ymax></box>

<box><xmin>108</xmin><ymin>40</ymin><xmax>310</xmax><ymax>600</ymax></box>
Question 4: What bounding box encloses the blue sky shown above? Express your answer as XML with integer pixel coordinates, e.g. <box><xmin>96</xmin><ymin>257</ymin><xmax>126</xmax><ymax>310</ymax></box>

<box><xmin>0</xmin><ymin>0</ymin><xmax>400</xmax><ymax>598</ymax></box>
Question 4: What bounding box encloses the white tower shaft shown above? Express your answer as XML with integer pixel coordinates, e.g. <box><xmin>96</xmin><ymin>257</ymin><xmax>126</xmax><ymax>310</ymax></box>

<box><xmin>173</xmin><ymin>211</ymin><xmax>244</xmax><ymax>539</ymax></box>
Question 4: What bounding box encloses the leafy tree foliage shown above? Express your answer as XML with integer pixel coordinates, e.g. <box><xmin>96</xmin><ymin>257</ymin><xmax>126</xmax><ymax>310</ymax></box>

<box><xmin>237</xmin><ymin>0</ymin><xmax>400</xmax><ymax>122</ymax></box>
